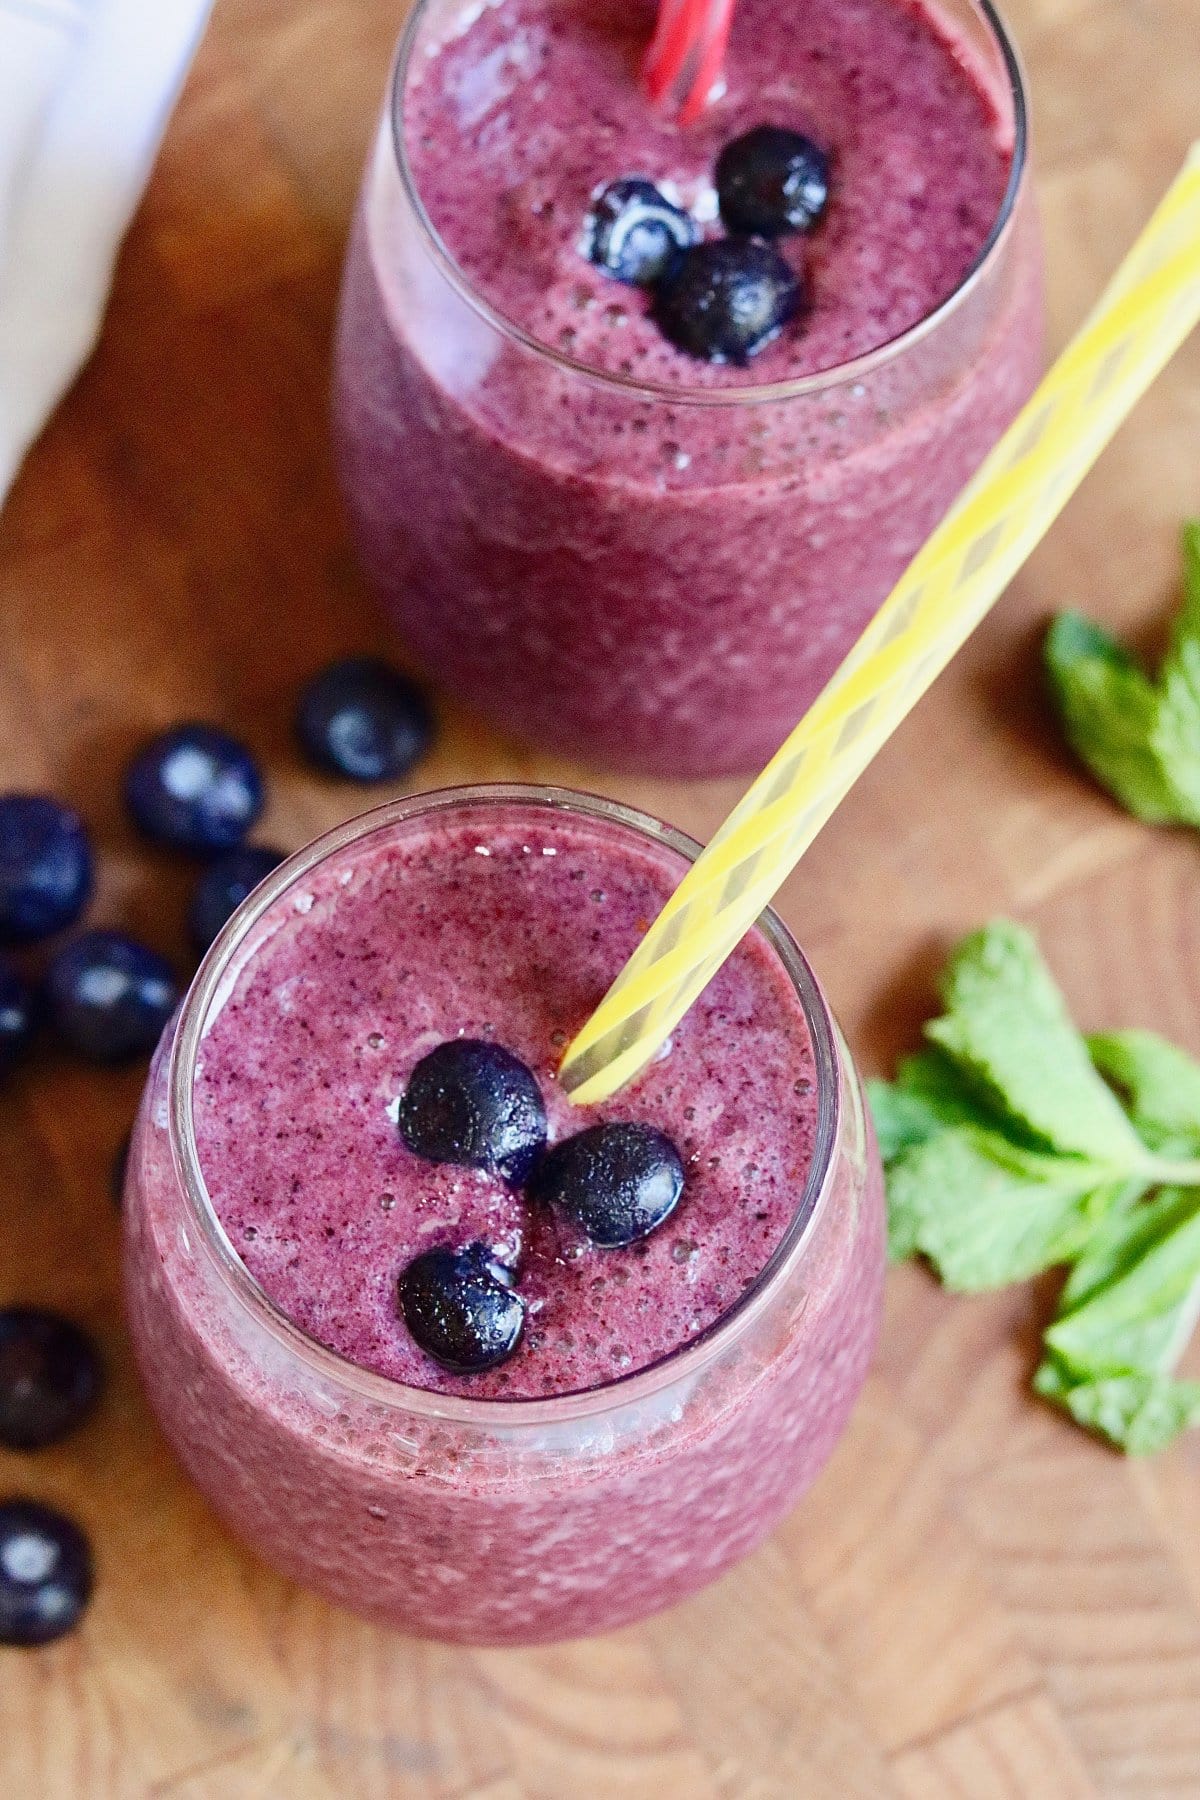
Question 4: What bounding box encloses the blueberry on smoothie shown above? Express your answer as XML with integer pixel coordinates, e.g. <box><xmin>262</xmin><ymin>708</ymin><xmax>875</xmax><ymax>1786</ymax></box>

<box><xmin>188</xmin><ymin>844</ymin><xmax>285</xmax><ymax>953</ymax></box>
<box><xmin>398</xmin><ymin>1243</ymin><xmax>525</xmax><ymax>1374</ymax></box>
<box><xmin>125</xmin><ymin>724</ymin><xmax>264</xmax><ymax>854</ymax></box>
<box><xmin>586</xmin><ymin>179</ymin><xmax>699</xmax><ymax>288</ymax></box>
<box><xmin>296</xmin><ymin>657</ymin><xmax>433</xmax><ymax>783</ymax></box>
<box><xmin>0</xmin><ymin>958</ymin><xmax>37</xmax><ymax>1075</ymax></box>
<box><xmin>46</xmin><ymin>930</ymin><xmax>179</xmax><ymax>1063</ymax></box>
<box><xmin>0</xmin><ymin>1310</ymin><xmax>103</xmax><ymax>1451</ymax></box>
<box><xmin>399</xmin><ymin>1040</ymin><xmax>548</xmax><ymax>1184</ymax></box>
<box><xmin>0</xmin><ymin>794</ymin><xmax>93</xmax><ymax>946</ymax></box>
<box><xmin>715</xmin><ymin>126</ymin><xmax>830</xmax><ymax>238</ymax></box>
<box><xmin>529</xmin><ymin>1121</ymin><xmax>685</xmax><ymax>1248</ymax></box>
<box><xmin>0</xmin><ymin>1501</ymin><xmax>93</xmax><ymax>1647</ymax></box>
<box><xmin>654</xmin><ymin>240</ymin><xmax>804</xmax><ymax>364</ymax></box>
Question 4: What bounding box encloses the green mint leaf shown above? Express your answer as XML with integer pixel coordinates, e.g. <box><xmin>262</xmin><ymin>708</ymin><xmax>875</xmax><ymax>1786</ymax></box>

<box><xmin>1151</xmin><ymin>522</ymin><xmax>1200</xmax><ymax>820</ymax></box>
<box><xmin>1035</xmin><ymin>1367</ymin><xmax>1200</xmax><ymax>1456</ymax></box>
<box><xmin>1031</xmin><ymin>1356</ymin><xmax>1072</xmax><ymax>1402</ymax></box>
<box><xmin>886</xmin><ymin>1125</ymin><xmax>1126</xmax><ymax>1290</ymax></box>
<box><xmin>1044</xmin><ymin>1188</ymin><xmax>1200</xmax><ymax>1378</ymax></box>
<box><xmin>1044</xmin><ymin>611</ymin><xmax>1186</xmax><ymax>824</ymax></box>
<box><xmin>1058</xmin><ymin>1184</ymin><xmax>1195</xmax><ymax>1311</ymax></box>
<box><xmin>867</xmin><ymin>1080</ymin><xmax>943</xmax><ymax>1166</ymax></box>
<box><xmin>878</xmin><ymin>913</ymin><xmax>1200</xmax><ymax>1452</ymax></box>
<box><xmin>1044</xmin><ymin>525</ymin><xmax>1200</xmax><ymax>829</ymax></box>
<box><xmin>868</xmin><ymin>1049</ymin><xmax>1001</xmax><ymax>1165</ymax></box>
<box><xmin>1089</xmin><ymin>1029</ymin><xmax>1200</xmax><ymax>1152</ymax></box>
<box><xmin>925</xmin><ymin>921</ymin><xmax>1144</xmax><ymax>1164</ymax></box>
<box><xmin>883</xmin><ymin>1152</ymin><xmax>924</xmax><ymax>1265</ymax></box>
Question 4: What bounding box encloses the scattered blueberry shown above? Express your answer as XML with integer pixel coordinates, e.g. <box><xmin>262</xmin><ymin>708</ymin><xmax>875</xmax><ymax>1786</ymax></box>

<box><xmin>529</xmin><ymin>1121</ymin><xmax>685</xmax><ymax>1248</ymax></box>
<box><xmin>398</xmin><ymin>1243</ymin><xmax>525</xmax><ymax>1374</ymax></box>
<box><xmin>0</xmin><ymin>795</ymin><xmax>93</xmax><ymax>946</ymax></box>
<box><xmin>586</xmin><ymin>179</ymin><xmax>698</xmax><ymax>288</ymax></box>
<box><xmin>296</xmin><ymin>658</ymin><xmax>433</xmax><ymax>784</ymax></box>
<box><xmin>124</xmin><ymin>724</ymin><xmax>264</xmax><ymax>854</ymax></box>
<box><xmin>654</xmin><ymin>239</ymin><xmax>803</xmax><ymax>364</ymax></box>
<box><xmin>111</xmin><ymin>1130</ymin><xmax>131</xmax><ymax>1210</ymax></box>
<box><xmin>188</xmin><ymin>844</ymin><xmax>286</xmax><ymax>953</ymax></box>
<box><xmin>0</xmin><ymin>959</ymin><xmax>36</xmax><ymax>1076</ymax></box>
<box><xmin>46</xmin><ymin>930</ymin><xmax>179</xmax><ymax>1063</ymax></box>
<box><xmin>399</xmin><ymin>1040</ymin><xmax>547</xmax><ymax>1184</ymax></box>
<box><xmin>0</xmin><ymin>1311</ymin><xmax>102</xmax><ymax>1451</ymax></box>
<box><xmin>0</xmin><ymin>1500</ymin><xmax>93</xmax><ymax>1647</ymax></box>
<box><xmin>715</xmin><ymin>125</ymin><xmax>830</xmax><ymax>238</ymax></box>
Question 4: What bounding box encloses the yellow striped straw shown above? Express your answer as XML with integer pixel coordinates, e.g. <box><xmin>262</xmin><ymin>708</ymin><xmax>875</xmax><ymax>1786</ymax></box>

<box><xmin>561</xmin><ymin>143</ymin><xmax>1200</xmax><ymax>1104</ymax></box>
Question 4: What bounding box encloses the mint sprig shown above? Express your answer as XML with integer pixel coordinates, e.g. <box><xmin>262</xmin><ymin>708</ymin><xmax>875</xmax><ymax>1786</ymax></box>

<box><xmin>1088</xmin><ymin>1028</ymin><xmax>1200</xmax><ymax>1152</ymax></box>
<box><xmin>872</xmin><ymin>921</ymin><xmax>1200</xmax><ymax>1454</ymax></box>
<box><xmin>925</xmin><ymin>923</ymin><xmax>1144</xmax><ymax>1162</ymax></box>
<box><xmin>1045</xmin><ymin>521</ymin><xmax>1200</xmax><ymax>825</ymax></box>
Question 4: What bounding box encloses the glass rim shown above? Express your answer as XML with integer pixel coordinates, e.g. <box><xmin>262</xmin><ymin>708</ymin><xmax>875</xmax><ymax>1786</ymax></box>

<box><xmin>386</xmin><ymin>0</ymin><xmax>1030</xmax><ymax>408</ymax></box>
<box><xmin>167</xmin><ymin>783</ymin><xmax>845</xmax><ymax>1427</ymax></box>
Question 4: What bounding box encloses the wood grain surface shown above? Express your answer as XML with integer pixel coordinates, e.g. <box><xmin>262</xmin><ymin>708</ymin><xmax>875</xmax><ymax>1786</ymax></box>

<box><xmin>1</xmin><ymin>0</ymin><xmax>1199</xmax><ymax>1793</ymax></box>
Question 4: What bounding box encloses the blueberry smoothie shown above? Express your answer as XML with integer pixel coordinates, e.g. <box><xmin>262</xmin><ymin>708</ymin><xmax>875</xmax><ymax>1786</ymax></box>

<box><xmin>123</xmin><ymin>789</ymin><xmax>883</xmax><ymax>1642</ymax></box>
<box><xmin>334</xmin><ymin>0</ymin><xmax>1041</xmax><ymax>774</ymax></box>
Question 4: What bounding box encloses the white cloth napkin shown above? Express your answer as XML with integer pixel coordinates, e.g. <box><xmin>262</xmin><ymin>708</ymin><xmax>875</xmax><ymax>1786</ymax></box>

<box><xmin>0</xmin><ymin>0</ymin><xmax>213</xmax><ymax>505</ymax></box>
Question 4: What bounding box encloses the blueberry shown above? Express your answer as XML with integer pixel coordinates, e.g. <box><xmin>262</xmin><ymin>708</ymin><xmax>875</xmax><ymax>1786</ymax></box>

<box><xmin>586</xmin><ymin>179</ymin><xmax>698</xmax><ymax>288</ymax></box>
<box><xmin>0</xmin><ymin>1501</ymin><xmax>93</xmax><ymax>1647</ymax></box>
<box><xmin>296</xmin><ymin>658</ymin><xmax>433</xmax><ymax>784</ymax></box>
<box><xmin>124</xmin><ymin>724</ymin><xmax>264</xmax><ymax>853</ymax></box>
<box><xmin>0</xmin><ymin>958</ymin><xmax>37</xmax><ymax>1076</ymax></box>
<box><xmin>0</xmin><ymin>1311</ymin><xmax>103</xmax><ymax>1451</ymax></box>
<box><xmin>0</xmin><ymin>795</ymin><xmax>93</xmax><ymax>946</ymax></box>
<box><xmin>398</xmin><ymin>1243</ymin><xmax>525</xmax><ymax>1374</ymax></box>
<box><xmin>46</xmin><ymin>930</ymin><xmax>179</xmax><ymax>1063</ymax></box>
<box><xmin>529</xmin><ymin>1122</ymin><xmax>685</xmax><ymax>1248</ymax></box>
<box><xmin>715</xmin><ymin>126</ymin><xmax>830</xmax><ymax>238</ymax></box>
<box><xmin>188</xmin><ymin>844</ymin><xmax>286</xmax><ymax>953</ymax></box>
<box><xmin>654</xmin><ymin>239</ymin><xmax>804</xmax><ymax>364</ymax></box>
<box><xmin>398</xmin><ymin>1040</ymin><xmax>547</xmax><ymax>1184</ymax></box>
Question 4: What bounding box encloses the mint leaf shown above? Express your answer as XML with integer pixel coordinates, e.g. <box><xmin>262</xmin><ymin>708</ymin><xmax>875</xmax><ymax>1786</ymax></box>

<box><xmin>1058</xmin><ymin>1184</ymin><xmax>1195</xmax><ymax>1311</ymax></box>
<box><xmin>1044</xmin><ymin>612</ymin><xmax>1184</xmax><ymax>823</ymax></box>
<box><xmin>867</xmin><ymin>1080</ymin><xmax>944</xmax><ymax>1167</ymax></box>
<box><xmin>1045</xmin><ymin>1188</ymin><xmax>1200</xmax><ymax>1378</ymax></box>
<box><xmin>925</xmin><ymin>922</ymin><xmax>1144</xmax><ymax>1164</ymax></box>
<box><xmin>1153</xmin><ymin>522</ymin><xmax>1200</xmax><ymax>819</ymax></box>
<box><xmin>868</xmin><ymin>1049</ymin><xmax>1000</xmax><ymax>1164</ymax></box>
<box><xmin>878</xmin><ymin>916</ymin><xmax>1200</xmax><ymax>1453</ymax></box>
<box><xmin>1044</xmin><ymin>523</ymin><xmax>1200</xmax><ymax>828</ymax></box>
<box><xmin>1089</xmin><ymin>1029</ymin><xmax>1200</xmax><ymax>1151</ymax></box>
<box><xmin>885</xmin><ymin>1125</ymin><xmax>1129</xmax><ymax>1290</ymax></box>
<box><xmin>1034</xmin><ymin>1369</ymin><xmax>1200</xmax><ymax>1456</ymax></box>
<box><xmin>1035</xmin><ymin>1188</ymin><xmax>1200</xmax><ymax>1453</ymax></box>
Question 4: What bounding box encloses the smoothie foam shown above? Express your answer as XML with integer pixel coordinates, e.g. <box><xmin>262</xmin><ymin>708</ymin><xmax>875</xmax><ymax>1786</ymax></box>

<box><xmin>192</xmin><ymin>805</ymin><xmax>818</xmax><ymax>1398</ymax></box>
<box><xmin>404</xmin><ymin>0</ymin><xmax>1012</xmax><ymax>386</ymax></box>
<box><xmin>335</xmin><ymin>0</ymin><xmax>1041</xmax><ymax>773</ymax></box>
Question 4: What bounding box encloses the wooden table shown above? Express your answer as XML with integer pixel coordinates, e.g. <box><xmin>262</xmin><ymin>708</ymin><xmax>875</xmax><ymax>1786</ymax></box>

<box><xmin>1</xmin><ymin>0</ymin><xmax>1199</xmax><ymax>1792</ymax></box>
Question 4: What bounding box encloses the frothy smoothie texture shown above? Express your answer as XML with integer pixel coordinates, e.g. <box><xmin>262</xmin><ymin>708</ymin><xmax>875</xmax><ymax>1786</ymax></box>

<box><xmin>123</xmin><ymin>793</ymin><xmax>884</xmax><ymax>1641</ymax></box>
<box><xmin>404</xmin><ymin>0</ymin><xmax>1008</xmax><ymax>383</ymax></box>
<box><xmin>335</xmin><ymin>0</ymin><xmax>1042</xmax><ymax>772</ymax></box>
<box><xmin>193</xmin><ymin>807</ymin><xmax>817</xmax><ymax>1397</ymax></box>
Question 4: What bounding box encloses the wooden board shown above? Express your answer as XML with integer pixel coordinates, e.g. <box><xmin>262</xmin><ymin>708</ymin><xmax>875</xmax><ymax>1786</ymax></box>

<box><xmin>1</xmin><ymin>0</ymin><xmax>1199</xmax><ymax>1791</ymax></box>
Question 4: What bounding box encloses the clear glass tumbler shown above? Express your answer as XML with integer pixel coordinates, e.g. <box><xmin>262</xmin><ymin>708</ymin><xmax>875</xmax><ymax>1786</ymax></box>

<box><xmin>333</xmin><ymin>0</ymin><xmax>1042</xmax><ymax>775</ymax></box>
<box><xmin>123</xmin><ymin>786</ymin><xmax>885</xmax><ymax>1644</ymax></box>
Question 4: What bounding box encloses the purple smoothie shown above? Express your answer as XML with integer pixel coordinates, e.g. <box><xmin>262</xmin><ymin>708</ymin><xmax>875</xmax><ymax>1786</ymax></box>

<box><xmin>403</xmin><ymin>0</ymin><xmax>1009</xmax><ymax>387</ymax></box>
<box><xmin>334</xmin><ymin>0</ymin><xmax>1042</xmax><ymax>773</ymax></box>
<box><xmin>123</xmin><ymin>790</ymin><xmax>884</xmax><ymax>1641</ymax></box>
<box><xmin>192</xmin><ymin>809</ymin><xmax>818</xmax><ymax>1398</ymax></box>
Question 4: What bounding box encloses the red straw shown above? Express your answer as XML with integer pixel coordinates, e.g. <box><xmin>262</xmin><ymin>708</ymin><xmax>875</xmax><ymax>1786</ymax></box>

<box><xmin>643</xmin><ymin>0</ymin><xmax>736</xmax><ymax>124</ymax></box>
